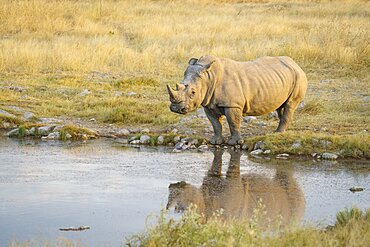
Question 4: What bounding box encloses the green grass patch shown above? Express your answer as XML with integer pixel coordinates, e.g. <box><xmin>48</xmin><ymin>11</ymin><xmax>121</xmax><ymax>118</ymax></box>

<box><xmin>126</xmin><ymin>206</ymin><xmax>370</xmax><ymax>247</ymax></box>
<box><xmin>0</xmin><ymin>113</ymin><xmax>24</xmax><ymax>127</ymax></box>
<box><xmin>244</xmin><ymin>131</ymin><xmax>370</xmax><ymax>158</ymax></box>
<box><xmin>60</xmin><ymin>124</ymin><xmax>97</xmax><ymax>140</ymax></box>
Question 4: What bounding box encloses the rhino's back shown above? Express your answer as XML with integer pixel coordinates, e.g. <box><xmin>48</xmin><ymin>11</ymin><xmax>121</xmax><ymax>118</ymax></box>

<box><xmin>213</xmin><ymin>56</ymin><xmax>307</xmax><ymax>115</ymax></box>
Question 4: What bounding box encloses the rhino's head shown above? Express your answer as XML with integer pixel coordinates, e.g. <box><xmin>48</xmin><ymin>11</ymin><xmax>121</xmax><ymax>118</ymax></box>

<box><xmin>167</xmin><ymin>57</ymin><xmax>215</xmax><ymax>114</ymax></box>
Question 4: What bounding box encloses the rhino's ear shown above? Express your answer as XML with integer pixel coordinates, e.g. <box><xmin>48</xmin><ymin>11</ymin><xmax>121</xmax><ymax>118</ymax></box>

<box><xmin>203</xmin><ymin>60</ymin><xmax>215</xmax><ymax>71</ymax></box>
<box><xmin>188</xmin><ymin>58</ymin><xmax>198</xmax><ymax>65</ymax></box>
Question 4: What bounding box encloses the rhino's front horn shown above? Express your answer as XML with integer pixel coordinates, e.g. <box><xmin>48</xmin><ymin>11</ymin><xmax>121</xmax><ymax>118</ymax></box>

<box><xmin>166</xmin><ymin>84</ymin><xmax>178</xmax><ymax>102</ymax></box>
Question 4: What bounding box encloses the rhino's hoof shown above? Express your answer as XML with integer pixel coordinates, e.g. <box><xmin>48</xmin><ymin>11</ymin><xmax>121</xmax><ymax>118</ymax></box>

<box><xmin>227</xmin><ymin>137</ymin><xmax>244</xmax><ymax>146</ymax></box>
<box><xmin>210</xmin><ymin>136</ymin><xmax>224</xmax><ymax>145</ymax></box>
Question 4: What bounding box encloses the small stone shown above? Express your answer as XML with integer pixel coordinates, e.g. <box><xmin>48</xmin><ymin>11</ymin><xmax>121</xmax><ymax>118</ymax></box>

<box><xmin>79</xmin><ymin>89</ymin><xmax>90</xmax><ymax>97</ymax></box>
<box><xmin>29</xmin><ymin>127</ymin><xmax>37</xmax><ymax>136</ymax></box>
<box><xmin>243</xmin><ymin>116</ymin><xmax>257</xmax><ymax>123</ymax></box>
<box><xmin>297</xmin><ymin>101</ymin><xmax>306</xmax><ymax>110</ymax></box>
<box><xmin>168</xmin><ymin>142</ymin><xmax>174</xmax><ymax>146</ymax></box>
<box><xmin>321</xmin><ymin>152</ymin><xmax>338</xmax><ymax>160</ymax></box>
<box><xmin>130</xmin><ymin>140</ymin><xmax>140</xmax><ymax>144</ymax></box>
<box><xmin>5</xmin><ymin>128</ymin><xmax>19</xmax><ymax>137</ymax></box>
<box><xmin>42</xmin><ymin>131</ymin><xmax>60</xmax><ymax>140</ymax></box>
<box><xmin>141</xmin><ymin>128</ymin><xmax>150</xmax><ymax>134</ymax></box>
<box><xmin>256</xmin><ymin>121</ymin><xmax>267</xmax><ymax>127</ymax></box>
<box><xmin>23</xmin><ymin>112</ymin><xmax>34</xmax><ymax>120</ymax></box>
<box><xmin>115</xmin><ymin>91</ymin><xmax>123</xmax><ymax>97</ymax></box>
<box><xmin>250</xmin><ymin>149</ymin><xmax>263</xmax><ymax>155</ymax></box>
<box><xmin>127</xmin><ymin>91</ymin><xmax>137</xmax><ymax>96</ymax></box>
<box><xmin>3</xmin><ymin>122</ymin><xmax>11</xmax><ymax>128</ymax></box>
<box><xmin>0</xmin><ymin>109</ymin><xmax>17</xmax><ymax>118</ymax></box>
<box><xmin>241</xmin><ymin>144</ymin><xmax>248</xmax><ymax>150</ymax></box>
<box><xmin>254</xmin><ymin>141</ymin><xmax>266</xmax><ymax>151</ymax></box>
<box><xmin>291</xmin><ymin>140</ymin><xmax>302</xmax><ymax>149</ymax></box>
<box><xmin>38</xmin><ymin>126</ymin><xmax>55</xmax><ymax>136</ymax></box>
<box><xmin>172</xmin><ymin>148</ymin><xmax>182</xmax><ymax>153</ymax></box>
<box><xmin>171</xmin><ymin>128</ymin><xmax>178</xmax><ymax>134</ymax></box>
<box><xmin>312</xmin><ymin>153</ymin><xmax>318</xmax><ymax>157</ymax></box>
<box><xmin>90</xmin><ymin>118</ymin><xmax>96</xmax><ymax>122</ymax></box>
<box><xmin>198</xmin><ymin>144</ymin><xmax>208</xmax><ymax>152</ymax></box>
<box><xmin>181</xmin><ymin>137</ymin><xmax>198</xmax><ymax>146</ymax></box>
<box><xmin>140</xmin><ymin>135</ymin><xmax>151</xmax><ymax>144</ymax></box>
<box><xmin>173</xmin><ymin>136</ymin><xmax>181</xmax><ymax>143</ymax></box>
<box><xmin>157</xmin><ymin>136</ymin><xmax>164</xmax><ymax>145</ymax></box>
<box><xmin>235</xmin><ymin>145</ymin><xmax>241</xmax><ymax>149</ymax></box>
<box><xmin>65</xmin><ymin>133</ymin><xmax>72</xmax><ymax>139</ymax></box>
<box><xmin>263</xmin><ymin>149</ymin><xmax>271</xmax><ymax>154</ymax></box>
<box><xmin>276</xmin><ymin>153</ymin><xmax>289</xmax><ymax>159</ymax></box>
<box><xmin>117</xmin><ymin>128</ymin><xmax>130</xmax><ymax>136</ymax></box>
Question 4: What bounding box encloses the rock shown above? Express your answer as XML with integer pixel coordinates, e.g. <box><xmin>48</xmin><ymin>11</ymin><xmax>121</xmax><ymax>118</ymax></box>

<box><xmin>173</xmin><ymin>136</ymin><xmax>181</xmax><ymax>143</ymax></box>
<box><xmin>130</xmin><ymin>140</ymin><xmax>140</xmax><ymax>144</ymax></box>
<box><xmin>321</xmin><ymin>152</ymin><xmax>338</xmax><ymax>160</ymax></box>
<box><xmin>276</xmin><ymin>153</ymin><xmax>289</xmax><ymax>159</ymax></box>
<box><xmin>175</xmin><ymin>137</ymin><xmax>199</xmax><ymax>151</ymax></box>
<box><xmin>128</xmin><ymin>136</ymin><xmax>139</xmax><ymax>142</ymax></box>
<box><xmin>263</xmin><ymin>149</ymin><xmax>271</xmax><ymax>154</ymax></box>
<box><xmin>29</xmin><ymin>127</ymin><xmax>37</xmax><ymax>136</ymax></box>
<box><xmin>42</xmin><ymin>131</ymin><xmax>60</xmax><ymax>140</ymax></box>
<box><xmin>79</xmin><ymin>89</ymin><xmax>90</xmax><ymax>97</ymax></box>
<box><xmin>38</xmin><ymin>125</ymin><xmax>55</xmax><ymax>136</ymax></box>
<box><xmin>65</xmin><ymin>133</ymin><xmax>72</xmax><ymax>139</ymax></box>
<box><xmin>126</xmin><ymin>91</ymin><xmax>137</xmax><ymax>96</ymax></box>
<box><xmin>0</xmin><ymin>109</ymin><xmax>17</xmax><ymax>118</ymax></box>
<box><xmin>256</xmin><ymin>121</ymin><xmax>267</xmax><ymax>127</ymax></box>
<box><xmin>243</xmin><ymin>116</ymin><xmax>257</xmax><ymax>123</ymax></box>
<box><xmin>157</xmin><ymin>135</ymin><xmax>164</xmax><ymax>145</ymax></box>
<box><xmin>291</xmin><ymin>140</ymin><xmax>302</xmax><ymax>149</ymax></box>
<box><xmin>5</xmin><ymin>128</ymin><xmax>19</xmax><ymax>137</ymax></box>
<box><xmin>171</xmin><ymin>128</ymin><xmax>178</xmax><ymax>134</ymax></box>
<box><xmin>362</xmin><ymin>96</ymin><xmax>369</xmax><ymax>102</ymax></box>
<box><xmin>140</xmin><ymin>135</ymin><xmax>151</xmax><ymax>144</ymax></box>
<box><xmin>297</xmin><ymin>101</ymin><xmax>306</xmax><ymax>110</ymax></box>
<box><xmin>168</xmin><ymin>142</ymin><xmax>174</xmax><ymax>146</ymax></box>
<box><xmin>2</xmin><ymin>122</ymin><xmax>11</xmax><ymax>128</ymax></box>
<box><xmin>141</xmin><ymin>128</ymin><xmax>150</xmax><ymax>134</ymax></box>
<box><xmin>181</xmin><ymin>137</ymin><xmax>199</xmax><ymax>146</ymax></box>
<box><xmin>115</xmin><ymin>91</ymin><xmax>123</xmax><ymax>97</ymax></box>
<box><xmin>117</xmin><ymin>128</ymin><xmax>130</xmax><ymax>136</ymax></box>
<box><xmin>23</xmin><ymin>112</ymin><xmax>34</xmax><ymax>120</ymax></box>
<box><xmin>172</xmin><ymin>148</ymin><xmax>182</xmax><ymax>153</ymax></box>
<box><xmin>198</xmin><ymin>144</ymin><xmax>208</xmax><ymax>152</ymax></box>
<box><xmin>241</xmin><ymin>144</ymin><xmax>248</xmax><ymax>150</ymax></box>
<box><xmin>90</xmin><ymin>118</ymin><xmax>96</xmax><ymax>122</ymax></box>
<box><xmin>250</xmin><ymin>149</ymin><xmax>263</xmax><ymax>155</ymax></box>
<box><xmin>254</xmin><ymin>141</ymin><xmax>266</xmax><ymax>151</ymax></box>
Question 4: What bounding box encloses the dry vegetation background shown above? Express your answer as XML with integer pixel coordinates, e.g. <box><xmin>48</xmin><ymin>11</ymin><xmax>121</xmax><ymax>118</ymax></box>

<box><xmin>0</xmin><ymin>0</ymin><xmax>369</xmax><ymax>136</ymax></box>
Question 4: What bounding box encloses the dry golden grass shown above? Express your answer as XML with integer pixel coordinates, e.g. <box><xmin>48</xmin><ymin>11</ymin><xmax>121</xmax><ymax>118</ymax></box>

<box><xmin>0</xmin><ymin>0</ymin><xmax>369</xmax><ymax>139</ymax></box>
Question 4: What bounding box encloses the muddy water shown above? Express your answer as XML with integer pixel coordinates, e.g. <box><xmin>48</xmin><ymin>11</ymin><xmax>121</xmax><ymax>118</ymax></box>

<box><xmin>0</xmin><ymin>138</ymin><xmax>369</xmax><ymax>246</ymax></box>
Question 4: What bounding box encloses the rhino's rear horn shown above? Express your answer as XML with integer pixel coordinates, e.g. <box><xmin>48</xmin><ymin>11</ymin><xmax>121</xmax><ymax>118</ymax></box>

<box><xmin>167</xmin><ymin>84</ymin><xmax>179</xmax><ymax>102</ymax></box>
<box><xmin>176</xmin><ymin>83</ymin><xmax>185</xmax><ymax>91</ymax></box>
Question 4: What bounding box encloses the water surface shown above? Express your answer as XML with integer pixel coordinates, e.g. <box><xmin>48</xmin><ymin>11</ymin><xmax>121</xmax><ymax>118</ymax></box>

<box><xmin>0</xmin><ymin>137</ymin><xmax>369</xmax><ymax>246</ymax></box>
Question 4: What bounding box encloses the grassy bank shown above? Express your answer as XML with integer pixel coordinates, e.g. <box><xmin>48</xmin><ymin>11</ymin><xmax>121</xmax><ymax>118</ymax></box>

<box><xmin>0</xmin><ymin>0</ymin><xmax>369</xmax><ymax>155</ymax></box>
<box><xmin>126</xmin><ymin>206</ymin><xmax>370</xmax><ymax>247</ymax></box>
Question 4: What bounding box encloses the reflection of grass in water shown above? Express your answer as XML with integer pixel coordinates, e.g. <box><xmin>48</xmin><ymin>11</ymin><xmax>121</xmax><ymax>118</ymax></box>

<box><xmin>125</xmin><ymin>206</ymin><xmax>370</xmax><ymax>247</ymax></box>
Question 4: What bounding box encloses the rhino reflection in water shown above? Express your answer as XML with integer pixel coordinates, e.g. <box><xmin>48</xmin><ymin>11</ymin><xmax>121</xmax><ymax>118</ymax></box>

<box><xmin>167</xmin><ymin>150</ymin><xmax>305</xmax><ymax>225</ymax></box>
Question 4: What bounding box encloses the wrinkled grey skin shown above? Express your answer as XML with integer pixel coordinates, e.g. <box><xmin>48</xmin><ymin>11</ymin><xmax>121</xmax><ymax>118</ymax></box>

<box><xmin>167</xmin><ymin>55</ymin><xmax>307</xmax><ymax>145</ymax></box>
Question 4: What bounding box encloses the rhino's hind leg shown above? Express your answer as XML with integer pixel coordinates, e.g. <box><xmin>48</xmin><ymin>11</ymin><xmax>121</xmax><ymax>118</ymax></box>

<box><xmin>276</xmin><ymin>102</ymin><xmax>298</xmax><ymax>132</ymax></box>
<box><xmin>204</xmin><ymin>107</ymin><xmax>224</xmax><ymax>145</ymax></box>
<box><xmin>225</xmin><ymin>108</ymin><xmax>244</xmax><ymax>145</ymax></box>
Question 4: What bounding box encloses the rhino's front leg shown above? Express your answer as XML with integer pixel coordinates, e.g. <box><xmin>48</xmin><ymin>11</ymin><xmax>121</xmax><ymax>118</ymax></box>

<box><xmin>204</xmin><ymin>107</ymin><xmax>224</xmax><ymax>145</ymax></box>
<box><xmin>224</xmin><ymin>107</ymin><xmax>244</xmax><ymax>145</ymax></box>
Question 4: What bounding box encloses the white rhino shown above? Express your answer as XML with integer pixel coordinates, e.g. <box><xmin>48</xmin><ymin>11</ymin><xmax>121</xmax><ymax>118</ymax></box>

<box><xmin>167</xmin><ymin>56</ymin><xmax>307</xmax><ymax>145</ymax></box>
<box><xmin>167</xmin><ymin>150</ymin><xmax>305</xmax><ymax>226</ymax></box>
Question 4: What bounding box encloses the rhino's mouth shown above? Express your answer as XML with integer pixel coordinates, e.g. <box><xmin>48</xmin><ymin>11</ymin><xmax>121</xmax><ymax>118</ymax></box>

<box><xmin>170</xmin><ymin>103</ymin><xmax>188</xmax><ymax>114</ymax></box>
